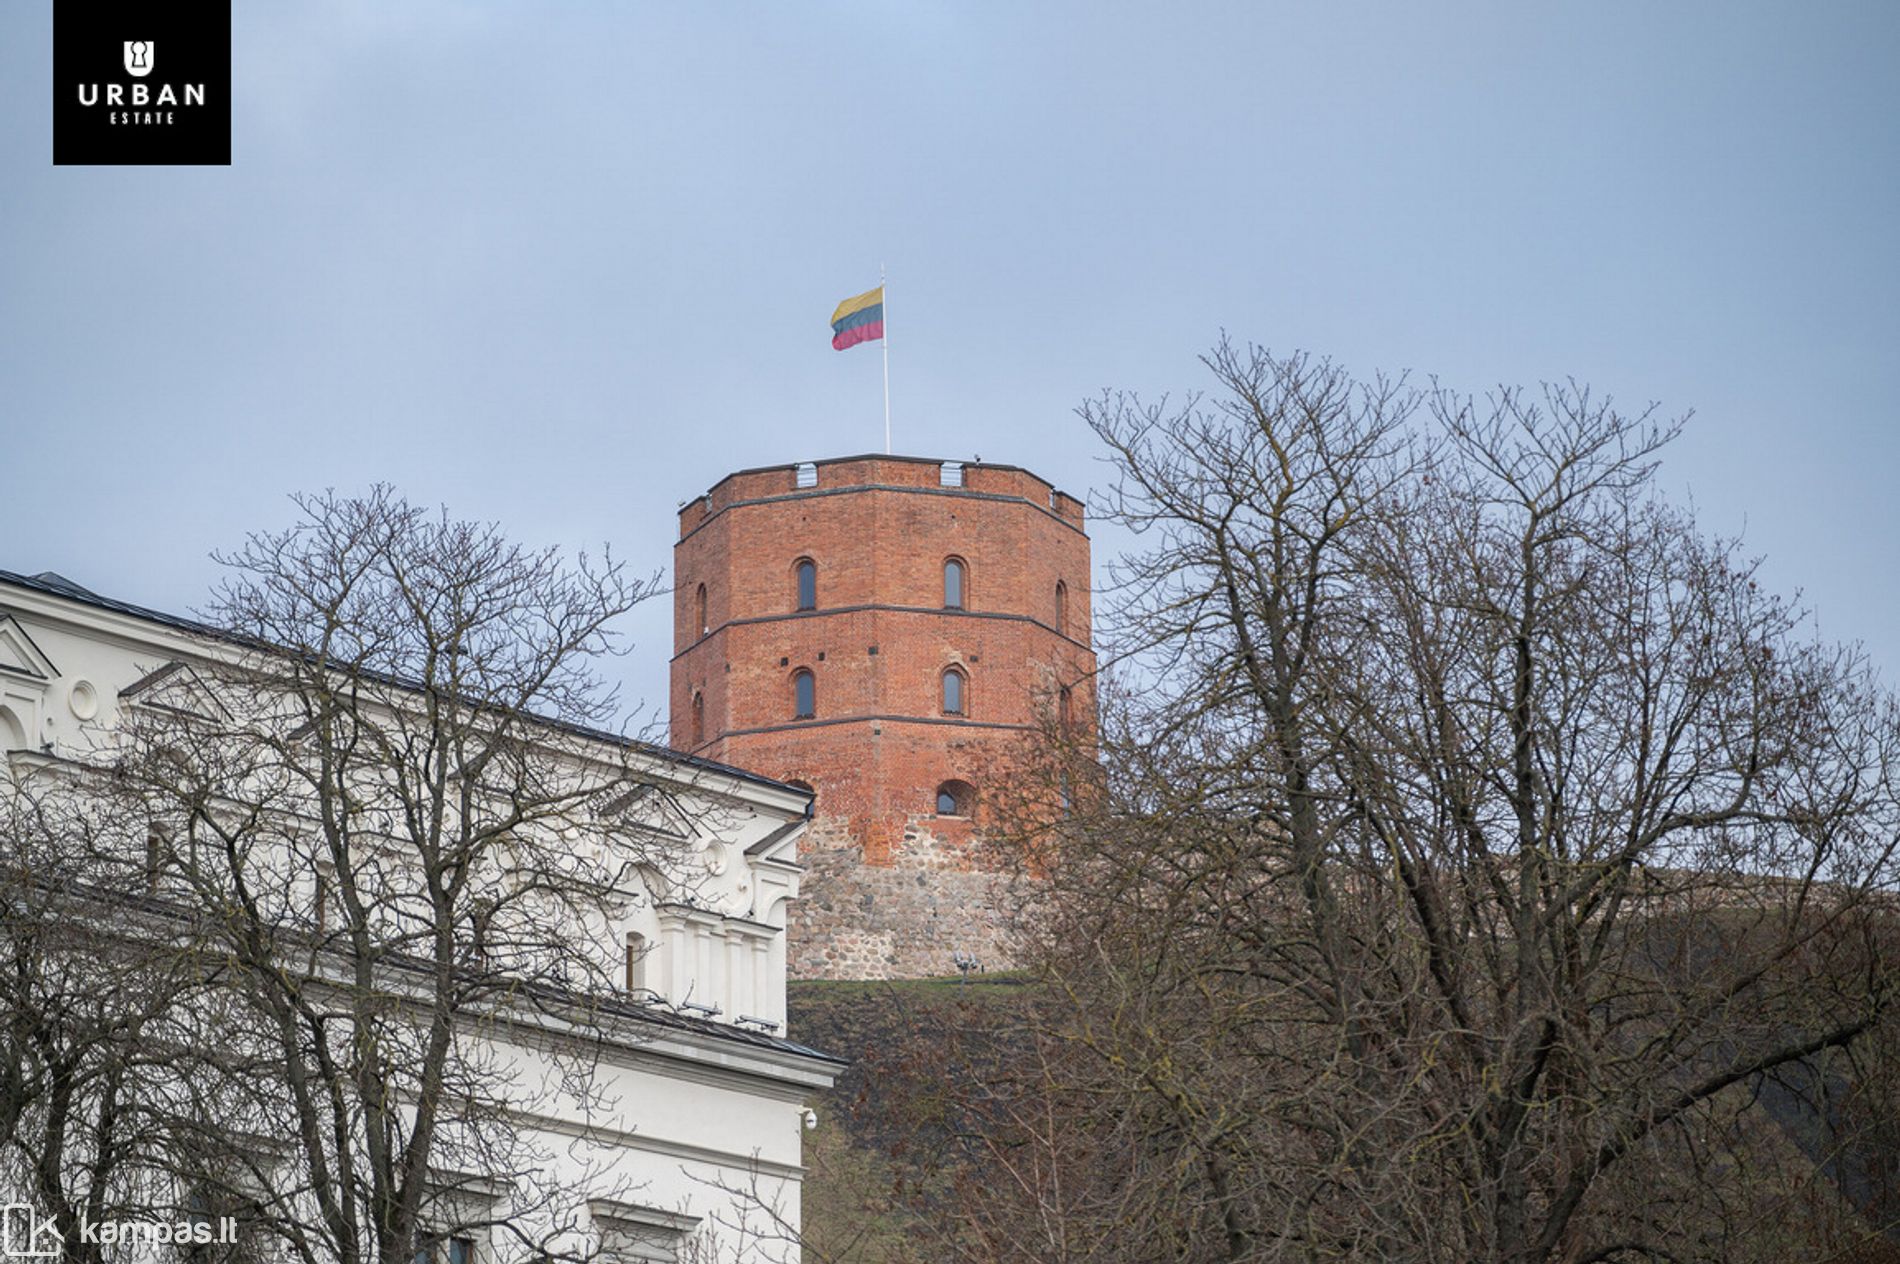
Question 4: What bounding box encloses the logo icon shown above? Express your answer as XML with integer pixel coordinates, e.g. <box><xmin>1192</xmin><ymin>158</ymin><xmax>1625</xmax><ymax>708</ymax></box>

<box><xmin>1</xmin><ymin>1205</ymin><xmax>63</xmax><ymax>1260</ymax></box>
<box><xmin>55</xmin><ymin>4</ymin><xmax>230</xmax><ymax>166</ymax></box>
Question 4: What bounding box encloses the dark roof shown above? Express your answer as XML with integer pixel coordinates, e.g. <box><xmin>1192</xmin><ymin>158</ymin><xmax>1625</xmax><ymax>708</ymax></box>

<box><xmin>589</xmin><ymin>987</ymin><xmax>844</xmax><ymax>1065</ymax></box>
<box><xmin>0</xmin><ymin>567</ymin><xmax>809</xmax><ymax>800</ymax></box>
<box><xmin>30</xmin><ymin>571</ymin><xmax>101</xmax><ymax>599</ymax></box>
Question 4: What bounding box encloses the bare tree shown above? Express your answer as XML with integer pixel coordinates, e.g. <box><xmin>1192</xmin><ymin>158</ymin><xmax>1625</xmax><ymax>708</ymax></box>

<box><xmin>90</xmin><ymin>487</ymin><xmax>673</xmax><ymax>1264</ymax></box>
<box><xmin>0</xmin><ymin>784</ymin><xmax>223</xmax><ymax>1264</ymax></box>
<box><xmin>931</xmin><ymin>344</ymin><xmax>1900</xmax><ymax>1262</ymax></box>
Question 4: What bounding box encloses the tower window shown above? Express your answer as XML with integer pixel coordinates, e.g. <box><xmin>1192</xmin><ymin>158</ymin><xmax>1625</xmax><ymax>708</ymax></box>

<box><xmin>795</xmin><ymin>462</ymin><xmax>818</xmax><ymax>489</ymax></box>
<box><xmin>1055</xmin><ymin>580</ymin><xmax>1069</xmax><ymax>636</ymax></box>
<box><xmin>793</xmin><ymin>669</ymin><xmax>816</xmax><ymax>720</ymax></box>
<box><xmin>942</xmin><ymin>666</ymin><xmax>967</xmax><ymax>716</ymax></box>
<box><xmin>1058</xmin><ymin>685</ymin><xmax>1073</xmax><ymax>729</ymax></box>
<box><xmin>795</xmin><ymin>558</ymin><xmax>817</xmax><ymax>611</ymax></box>
<box><xmin>690</xmin><ymin>691</ymin><xmax>705</xmax><ymax>746</ymax></box>
<box><xmin>695</xmin><ymin>583</ymin><xmax>708</xmax><ymax>637</ymax></box>
<box><xmin>943</xmin><ymin>558</ymin><xmax>966</xmax><ymax>610</ymax></box>
<box><xmin>939</xmin><ymin>461</ymin><xmax>963</xmax><ymax>488</ymax></box>
<box><xmin>935</xmin><ymin>779</ymin><xmax>975</xmax><ymax>817</ymax></box>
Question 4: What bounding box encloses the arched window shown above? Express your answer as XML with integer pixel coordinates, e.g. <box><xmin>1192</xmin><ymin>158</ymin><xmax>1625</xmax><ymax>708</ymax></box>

<box><xmin>1058</xmin><ymin>685</ymin><xmax>1073</xmax><ymax>729</ymax></box>
<box><xmin>694</xmin><ymin>583</ymin><xmax>708</xmax><ymax>636</ymax></box>
<box><xmin>935</xmin><ymin>779</ymin><xmax>975</xmax><ymax>817</ymax></box>
<box><xmin>0</xmin><ymin>705</ymin><xmax>25</xmax><ymax>753</ymax></box>
<box><xmin>795</xmin><ymin>558</ymin><xmax>817</xmax><ymax>611</ymax></box>
<box><xmin>942</xmin><ymin>666</ymin><xmax>967</xmax><ymax>716</ymax></box>
<box><xmin>1055</xmin><ymin>580</ymin><xmax>1069</xmax><ymax>636</ymax></box>
<box><xmin>690</xmin><ymin>691</ymin><xmax>704</xmax><ymax>746</ymax></box>
<box><xmin>793</xmin><ymin>669</ymin><xmax>816</xmax><ymax>719</ymax></box>
<box><xmin>943</xmin><ymin>557</ymin><xmax>966</xmax><ymax>610</ymax></box>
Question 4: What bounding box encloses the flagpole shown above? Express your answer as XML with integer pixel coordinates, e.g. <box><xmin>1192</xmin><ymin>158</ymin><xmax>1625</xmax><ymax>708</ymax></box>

<box><xmin>880</xmin><ymin>263</ymin><xmax>891</xmax><ymax>454</ymax></box>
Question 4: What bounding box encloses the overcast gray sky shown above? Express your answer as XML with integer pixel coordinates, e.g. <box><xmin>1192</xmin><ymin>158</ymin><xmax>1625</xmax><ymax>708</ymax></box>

<box><xmin>3</xmin><ymin>2</ymin><xmax>1896</xmax><ymax>722</ymax></box>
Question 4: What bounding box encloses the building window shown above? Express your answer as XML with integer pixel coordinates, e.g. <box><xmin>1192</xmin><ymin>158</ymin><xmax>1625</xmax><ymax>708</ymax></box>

<box><xmin>0</xmin><ymin>704</ymin><xmax>25</xmax><ymax>753</ymax></box>
<box><xmin>793</xmin><ymin>669</ymin><xmax>816</xmax><ymax>720</ymax></box>
<box><xmin>943</xmin><ymin>558</ymin><xmax>966</xmax><ymax>610</ymax></box>
<box><xmin>1058</xmin><ymin>685</ymin><xmax>1073</xmax><ymax>729</ymax></box>
<box><xmin>186</xmin><ymin>1186</ymin><xmax>264</xmax><ymax>1264</ymax></box>
<box><xmin>314</xmin><ymin>866</ymin><xmax>332</xmax><ymax>933</ymax></box>
<box><xmin>1055</xmin><ymin>580</ymin><xmax>1069</xmax><ymax>636</ymax></box>
<box><xmin>795</xmin><ymin>461</ymin><xmax>818</xmax><ymax>489</ymax></box>
<box><xmin>942</xmin><ymin>666</ymin><xmax>967</xmax><ymax>716</ymax></box>
<box><xmin>935</xmin><ymin>779</ymin><xmax>975</xmax><ymax>817</ymax></box>
<box><xmin>690</xmin><ymin>692</ymin><xmax>704</xmax><ymax>746</ymax></box>
<box><xmin>145</xmin><ymin>830</ymin><xmax>164</xmax><ymax>891</ymax></box>
<box><xmin>694</xmin><ymin>584</ymin><xmax>708</xmax><ymax>637</ymax></box>
<box><xmin>184</xmin><ymin>1190</ymin><xmax>221</xmax><ymax>1264</ymax></box>
<box><xmin>625</xmin><ymin>932</ymin><xmax>647</xmax><ymax>992</ymax></box>
<box><xmin>795</xmin><ymin>558</ymin><xmax>817</xmax><ymax>611</ymax></box>
<box><xmin>940</xmin><ymin>461</ymin><xmax>963</xmax><ymax>487</ymax></box>
<box><xmin>467</xmin><ymin>898</ymin><xmax>493</xmax><ymax>967</ymax></box>
<box><xmin>413</xmin><ymin>1235</ymin><xmax>476</xmax><ymax>1264</ymax></box>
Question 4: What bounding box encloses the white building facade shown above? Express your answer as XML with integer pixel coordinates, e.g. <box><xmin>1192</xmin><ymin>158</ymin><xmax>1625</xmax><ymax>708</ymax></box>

<box><xmin>0</xmin><ymin>568</ymin><xmax>841</xmax><ymax>1264</ymax></box>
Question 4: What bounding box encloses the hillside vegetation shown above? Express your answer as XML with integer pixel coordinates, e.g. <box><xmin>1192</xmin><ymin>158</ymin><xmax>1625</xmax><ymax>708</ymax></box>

<box><xmin>791</xmin><ymin>972</ymin><xmax>1900</xmax><ymax>1263</ymax></box>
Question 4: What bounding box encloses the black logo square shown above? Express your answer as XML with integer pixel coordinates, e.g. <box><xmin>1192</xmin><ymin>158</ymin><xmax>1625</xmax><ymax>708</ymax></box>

<box><xmin>53</xmin><ymin>0</ymin><xmax>232</xmax><ymax>166</ymax></box>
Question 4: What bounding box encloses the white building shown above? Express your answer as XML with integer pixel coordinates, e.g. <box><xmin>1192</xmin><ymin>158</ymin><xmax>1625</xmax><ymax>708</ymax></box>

<box><xmin>0</xmin><ymin>568</ymin><xmax>842</xmax><ymax>1264</ymax></box>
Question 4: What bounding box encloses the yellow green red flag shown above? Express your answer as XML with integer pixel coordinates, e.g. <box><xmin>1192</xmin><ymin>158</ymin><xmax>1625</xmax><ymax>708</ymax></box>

<box><xmin>830</xmin><ymin>286</ymin><xmax>885</xmax><ymax>350</ymax></box>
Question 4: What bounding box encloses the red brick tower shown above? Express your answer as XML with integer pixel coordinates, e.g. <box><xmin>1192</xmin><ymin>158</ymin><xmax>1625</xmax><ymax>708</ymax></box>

<box><xmin>670</xmin><ymin>455</ymin><xmax>1094</xmax><ymax>978</ymax></box>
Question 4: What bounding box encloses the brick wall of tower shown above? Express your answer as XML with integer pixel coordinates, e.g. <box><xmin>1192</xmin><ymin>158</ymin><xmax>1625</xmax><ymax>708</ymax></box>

<box><xmin>670</xmin><ymin>455</ymin><xmax>1094</xmax><ymax>979</ymax></box>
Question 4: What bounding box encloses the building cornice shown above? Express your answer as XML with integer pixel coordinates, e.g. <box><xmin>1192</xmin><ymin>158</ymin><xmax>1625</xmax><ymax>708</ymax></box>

<box><xmin>5</xmin><ymin>868</ymin><xmax>844</xmax><ymax>1090</ymax></box>
<box><xmin>513</xmin><ymin>1108</ymin><xmax>808</xmax><ymax>1182</ymax></box>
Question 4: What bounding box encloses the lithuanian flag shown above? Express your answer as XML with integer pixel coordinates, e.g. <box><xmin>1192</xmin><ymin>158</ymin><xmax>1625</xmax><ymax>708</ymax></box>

<box><xmin>830</xmin><ymin>286</ymin><xmax>885</xmax><ymax>351</ymax></box>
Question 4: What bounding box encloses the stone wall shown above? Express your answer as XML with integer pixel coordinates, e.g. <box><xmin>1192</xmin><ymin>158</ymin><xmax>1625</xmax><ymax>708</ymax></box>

<box><xmin>786</xmin><ymin>814</ymin><xmax>1020</xmax><ymax>981</ymax></box>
